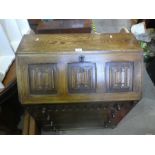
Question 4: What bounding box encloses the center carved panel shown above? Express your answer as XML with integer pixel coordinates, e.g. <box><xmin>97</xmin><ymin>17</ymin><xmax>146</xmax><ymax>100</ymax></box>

<box><xmin>28</xmin><ymin>63</ymin><xmax>57</xmax><ymax>94</ymax></box>
<box><xmin>68</xmin><ymin>62</ymin><xmax>96</xmax><ymax>93</ymax></box>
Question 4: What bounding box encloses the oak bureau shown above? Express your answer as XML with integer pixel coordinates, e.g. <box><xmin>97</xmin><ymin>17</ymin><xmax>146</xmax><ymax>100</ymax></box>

<box><xmin>16</xmin><ymin>34</ymin><xmax>143</xmax><ymax>134</ymax></box>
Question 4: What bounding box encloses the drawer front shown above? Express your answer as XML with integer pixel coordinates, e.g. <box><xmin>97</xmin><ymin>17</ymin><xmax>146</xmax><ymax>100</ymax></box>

<box><xmin>16</xmin><ymin>53</ymin><xmax>143</xmax><ymax>104</ymax></box>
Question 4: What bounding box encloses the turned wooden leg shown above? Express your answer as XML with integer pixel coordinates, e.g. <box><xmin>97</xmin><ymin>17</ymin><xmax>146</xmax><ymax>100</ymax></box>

<box><xmin>23</xmin><ymin>111</ymin><xmax>39</xmax><ymax>135</ymax></box>
<box><xmin>23</xmin><ymin>111</ymin><xmax>30</xmax><ymax>135</ymax></box>
<box><xmin>29</xmin><ymin>114</ymin><xmax>38</xmax><ymax>135</ymax></box>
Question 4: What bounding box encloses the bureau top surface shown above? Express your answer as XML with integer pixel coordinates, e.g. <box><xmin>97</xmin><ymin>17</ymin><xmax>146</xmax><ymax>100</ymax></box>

<box><xmin>17</xmin><ymin>33</ymin><xmax>142</xmax><ymax>54</ymax></box>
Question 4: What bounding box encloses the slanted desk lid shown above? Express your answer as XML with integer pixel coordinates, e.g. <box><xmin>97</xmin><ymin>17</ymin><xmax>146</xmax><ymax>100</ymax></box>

<box><xmin>16</xmin><ymin>33</ymin><xmax>142</xmax><ymax>54</ymax></box>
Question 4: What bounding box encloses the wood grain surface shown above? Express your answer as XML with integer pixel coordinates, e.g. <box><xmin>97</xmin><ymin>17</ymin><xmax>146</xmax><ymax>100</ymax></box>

<box><xmin>17</xmin><ymin>33</ymin><xmax>142</xmax><ymax>54</ymax></box>
<box><xmin>16</xmin><ymin>34</ymin><xmax>143</xmax><ymax>105</ymax></box>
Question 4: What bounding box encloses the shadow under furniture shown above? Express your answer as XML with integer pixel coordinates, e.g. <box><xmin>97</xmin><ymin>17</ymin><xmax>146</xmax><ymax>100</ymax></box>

<box><xmin>0</xmin><ymin>61</ymin><xmax>23</xmax><ymax>134</ymax></box>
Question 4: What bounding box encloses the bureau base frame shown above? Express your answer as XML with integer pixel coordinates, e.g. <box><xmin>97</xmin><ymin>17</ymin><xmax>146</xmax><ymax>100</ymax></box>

<box><xmin>23</xmin><ymin>101</ymin><xmax>137</xmax><ymax>134</ymax></box>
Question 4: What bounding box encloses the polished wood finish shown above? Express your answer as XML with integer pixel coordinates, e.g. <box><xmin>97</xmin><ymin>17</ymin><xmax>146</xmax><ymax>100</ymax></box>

<box><xmin>16</xmin><ymin>33</ymin><xmax>143</xmax><ymax>133</ymax></box>
<box><xmin>17</xmin><ymin>33</ymin><xmax>142</xmax><ymax>53</ymax></box>
<box><xmin>16</xmin><ymin>34</ymin><xmax>143</xmax><ymax>105</ymax></box>
<box><xmin>36</xmin><ymin>19</ymin><xmax>92</xmax><ymax>34</ymax></box>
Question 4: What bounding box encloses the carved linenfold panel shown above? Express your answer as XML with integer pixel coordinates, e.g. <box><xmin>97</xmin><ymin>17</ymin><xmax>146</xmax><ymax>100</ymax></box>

<box><xmin>28</xmin><ymin>63</ymin><xmax>57</xmax><ymax>94</ymax></box>
<box><xmin>106</xmin><ymin>62</ymin><xmax>134</xmax><ymax>92</ymax></box>
<box><xmin>68</xmin><ymin>62</ymin><xmax>96</xmax><ymax>93</ymax></box>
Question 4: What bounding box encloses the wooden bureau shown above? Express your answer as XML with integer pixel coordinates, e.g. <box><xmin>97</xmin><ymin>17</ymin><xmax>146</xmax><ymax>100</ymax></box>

<box><xmin>16</xmin><ymin>34</ymin><xmax>143</xmax><ymax>134</ymax></box>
